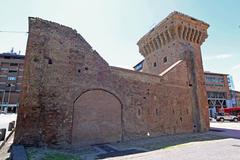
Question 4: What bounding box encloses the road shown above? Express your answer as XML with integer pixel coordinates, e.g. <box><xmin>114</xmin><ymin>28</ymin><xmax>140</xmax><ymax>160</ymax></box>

<box><xmin>106</xmin><ymin>122</ymin><xmax>240</xmax><ymax>160</ymax></box>
<box><xmin>210</xmin><ymin>121</ymin><xmax>240</xmax><ymax>139</ymax></box>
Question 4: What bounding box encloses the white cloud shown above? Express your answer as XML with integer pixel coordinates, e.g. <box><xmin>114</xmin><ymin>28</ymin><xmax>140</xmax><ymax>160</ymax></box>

<box><xmin>216</xmin><ymin>54</ymin><xmax>232</xmax><ymax>59</ymax></box>
<box><xmin>204</xmin><ymin>54</ymin><xmax>232</xmax><ymax>60</ymax></box>
<box><xmin>232</xmin><ymin>64</ymin><xmax>240</xmax><ymax>70</ymax></box>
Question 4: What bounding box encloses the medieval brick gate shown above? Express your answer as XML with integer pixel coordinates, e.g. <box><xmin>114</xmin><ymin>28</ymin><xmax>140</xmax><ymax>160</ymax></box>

<box><xmin>15</xmin><ymin>12</ymin><xmax>210</xmax><ymax>147</ymax></box>
<box><xmin>72</xmin><ymin>89</ymin><xmax>123</xmax><ymax>146</ymax></box>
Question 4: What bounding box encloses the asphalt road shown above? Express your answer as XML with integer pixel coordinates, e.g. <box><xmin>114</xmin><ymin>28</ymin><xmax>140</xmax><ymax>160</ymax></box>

<box><xmin>210</xmin><ymin>121</ymin><xmax>240</xmax><ymax>139</ymax></box>
<box><xmin>106</xmin><ymin>122</ymin><xmax>240</xmax><ymax>160</ymax></box>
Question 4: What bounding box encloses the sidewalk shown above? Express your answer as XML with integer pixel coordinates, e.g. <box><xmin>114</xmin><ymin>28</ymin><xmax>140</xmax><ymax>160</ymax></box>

<box><xmin>0</xmin><ymin>113</ymin><xmax>17</xmax><ymax>147</ymax></box>
<box><xmin>0</xmin><ymin>132</ymin><xmax>14</xmax><ymax>160</ymax></box>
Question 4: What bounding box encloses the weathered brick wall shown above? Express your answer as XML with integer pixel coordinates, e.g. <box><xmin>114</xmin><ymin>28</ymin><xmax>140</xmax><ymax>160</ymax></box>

<box><xmin>15</xmin><ymin>13</ymin><xmax>209</xmax><ymax>147</ymax></box>
<box><xmin>110</xmin><ymin>65</ymin><xmax>193</xmax><ymax>140</ymax></box>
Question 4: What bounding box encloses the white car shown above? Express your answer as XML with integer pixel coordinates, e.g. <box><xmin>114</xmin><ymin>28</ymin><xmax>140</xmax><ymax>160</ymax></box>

<box><xmin>216</xmin><ymin>113</ymin><xmax>238</xmax><ymax>122</ymax></box>
<box><xmin>0</xmin><ymin>110</ymin><xmax>6</xmax><ymax>114</ymax></box>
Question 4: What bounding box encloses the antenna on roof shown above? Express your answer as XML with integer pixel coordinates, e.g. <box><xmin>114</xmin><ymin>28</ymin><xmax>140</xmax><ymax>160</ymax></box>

<box><xmin>10</xmin><ymin>47</ymin><xmax>14</xmax><ymax>53</ymax></box>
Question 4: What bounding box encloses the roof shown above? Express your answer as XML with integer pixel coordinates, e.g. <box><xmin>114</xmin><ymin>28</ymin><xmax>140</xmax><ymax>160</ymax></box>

<box><xmin>137</xmin><ymin>11</ymin><xmax>209</xmax><ymax>45</ymax></box>
<box><xmin>133</xmin><ymin>60</ymin><xmax>144</xmax><ymax>69</ymax></box>
<box><xmin>204</xmin><ymin>71</ymin><xmax>228</xmax><ymax>76</ymax></box>
<box><xmin>0</xmin><ymin>52</ymin><xmax>25</xmax><ymax>59</ymax></box>
<box><xmin>230</xmin><ymin>90</ymin><xmax>240</xmax><ymax>94</ymax></box>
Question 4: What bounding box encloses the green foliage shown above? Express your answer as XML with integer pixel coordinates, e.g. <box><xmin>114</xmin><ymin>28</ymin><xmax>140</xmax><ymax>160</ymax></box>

<box><xmin>26</xmin><ymin>148</ymin><xmax>81</xmax><ymax>160</ymax></box>
<box><xmin>43</xmin><ymin>153</ymin><xmax>80</xmax><ymax>160</ymax></box>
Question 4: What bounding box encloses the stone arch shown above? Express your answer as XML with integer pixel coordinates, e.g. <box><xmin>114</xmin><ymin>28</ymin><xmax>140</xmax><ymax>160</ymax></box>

<box><xmin>71</xmin><ymin>89</ymin><xmax>123</xmax><ymax>146</ymax></box>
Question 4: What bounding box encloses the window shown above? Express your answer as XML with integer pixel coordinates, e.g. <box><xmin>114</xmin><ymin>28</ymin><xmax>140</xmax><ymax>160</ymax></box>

<box><xmin>205</xmin><ymin>76</ymin><xmax>224</xmax><ymax>83</ymax></box>
<box><xmin>207</xmin><ymin>92</ymin><xmax>226</xmax><ymax>99</ymax></box>
<box><xmin>156</xmin><ymin>108</ymin><xmax>159</xmax><ymax>115</ymax></box>
<box><xmin>10</xmin><ymin>63</ymin><xmax>18</xmax><ymax>66</ymax></box>
<box><xmin>1</xmin><ymin>68</ymin><xmax>8</xmax><ymax>71</ymax></box>
<box><xmin>8</xmin><ymin>77</ymin><xmax>16</xmax><ymax>81</ymax></box>
<box><xmin>163</xmin><ymin>57</ymin><xmax>167</xmax><ymax>63</ymax></box>
<box><xmin>138</xmin><ymin>108</ymin><xmax>141</xmax><ymax>116</ymax></box>
<box><xmin>1</xmin><ymin>62</ymin><xmax>9</xmax><ymax>67</ymax></box>
<box><xmin>137</xmin><ymin>108</ymin><xmax>142</xmax><ymax>118</ymax></box>
<box><xmin>153</xmin><ymin>62</ymin><xmax>157</xmax><ymax>67</ymax></box>
<box><xmin>9</xmin><ymin>70</ymin><xmax>17</xmax><ymax>73</ymax></box>
<box><xmin>48</xmin><ymin>59</ymin><xmax>52</xmax><ymax>64</ymax></box>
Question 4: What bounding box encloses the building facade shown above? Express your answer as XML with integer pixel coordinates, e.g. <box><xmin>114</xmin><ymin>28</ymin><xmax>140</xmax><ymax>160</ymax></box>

<box><xmin>227</xmin><ymin>75</ymin><xmax>235</xmax><ymax>90</ymax></box>
<box><xmin>230</xmin><ymin>90</ymin><xmax>240</xmax><ymax>107</ymax></box>
<box><xmin>0</xmin><ymin>52</ymin><xmax>24</xmax><ymax>113</ymax></box>
<box><xmin>204</xmin><ymin>72</ymin><xmax>231</xmax><ymax>117</ymax></box>
<box><xmin>15</xmin><ymin>12</ymin><xmax>209</xmax><ymax>147</ymax></box>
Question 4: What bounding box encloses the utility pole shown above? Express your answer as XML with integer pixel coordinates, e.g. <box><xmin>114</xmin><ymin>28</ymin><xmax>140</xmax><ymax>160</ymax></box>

<box><xmin>7</xmin><ymin>84</ymin><xmax>14</xmax><ymax>113</ymax></box>
<box><xmin>0</xmin><ymin>90</ymin><xmax>5</xmax><ymax>111</ymax></box>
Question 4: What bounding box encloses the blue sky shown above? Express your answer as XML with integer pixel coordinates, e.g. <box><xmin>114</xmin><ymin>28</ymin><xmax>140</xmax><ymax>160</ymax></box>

<box><xmin>0</xmin><ymin>0</ymin><xmax>239</xmax><ymax>90</ymax></box>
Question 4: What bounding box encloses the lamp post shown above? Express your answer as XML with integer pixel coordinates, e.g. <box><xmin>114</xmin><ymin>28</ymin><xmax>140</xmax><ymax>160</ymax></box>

<box><xmin>7</xmin><ymin>84</ymin><xmax>15</xmax><ymax>113</ymax></box>
<box><xmin>1</xmin><ymin>90</ymin><xmax>5</xmax><ymax>111</ymax></box>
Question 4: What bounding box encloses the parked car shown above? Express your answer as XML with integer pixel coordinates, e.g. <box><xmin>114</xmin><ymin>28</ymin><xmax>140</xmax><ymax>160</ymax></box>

<box><xmin>237</xmin><ymin>114</ymin><xmax>240</xmax><ymax>121</ymax></box>
<box><xmin>216</xmin><ymin>113</ymin><xmax>238</xmax><ymax>122</ymax></box>
<box><xmin>0</xmin><ymin>110</ymin><xmax>6</xmax><ymax>114</ymax></box>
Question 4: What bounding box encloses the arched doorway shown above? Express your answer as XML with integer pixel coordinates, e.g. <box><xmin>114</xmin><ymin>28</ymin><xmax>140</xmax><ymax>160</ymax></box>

<box><xmin>72</xmin><ymin>89</ymin><xmax>122</xmax><ymax>146</ymax></box>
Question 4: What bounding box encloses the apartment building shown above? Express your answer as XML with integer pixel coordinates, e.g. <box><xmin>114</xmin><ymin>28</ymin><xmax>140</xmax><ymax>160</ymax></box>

<box><xmin>204</xmin><ymin>72</ymin><xmax>231</xmax><ymax>117</ymax></box>
<box><xmin>0</xmin><ymin>51</ymin><xmax>24</xmax><ymax>113</ymax></box>
<box><xmin>230</xmin><ymin>90</ymin><xmax>240</xmax><ymax>107</ymax></box>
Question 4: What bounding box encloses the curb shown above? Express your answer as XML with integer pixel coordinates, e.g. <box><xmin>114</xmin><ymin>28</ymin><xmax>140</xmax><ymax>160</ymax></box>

<box><xmin>0</xmin><ymin>128</ymin><xmax>15</xmax><ymax>150</ymax></box>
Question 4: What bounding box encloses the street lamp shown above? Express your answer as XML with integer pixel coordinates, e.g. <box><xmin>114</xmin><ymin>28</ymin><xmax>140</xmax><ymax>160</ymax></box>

<box><xmin>7</xmin><ymin>84</ymin><xmax>15</xmax><ymax>113</ymax></box>
<box><xmin>0</xmin><ymin>90</ymin><xmax>5</xmax><ymax>111</ymax></box>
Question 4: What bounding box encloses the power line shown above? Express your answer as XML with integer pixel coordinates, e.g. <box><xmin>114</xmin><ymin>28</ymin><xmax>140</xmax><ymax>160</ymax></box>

<box><xmin>0</xmin><ymin>30</ymin><xmax>28</xmax><ymax>34</ymax></box>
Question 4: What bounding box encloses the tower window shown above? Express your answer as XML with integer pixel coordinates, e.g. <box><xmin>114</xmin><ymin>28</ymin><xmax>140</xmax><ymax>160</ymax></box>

<box><xmin>138</xmin><ymin>108</ymin><xmax>141</xmax><ymax>116</ymax></box>
<box><xmin>156</xmin><ymin>108</ymin><xmax>159</xmax><ymax>115</ymax></box>
<box><xmin>48</xmin><ymin>59</ymin><xmax>52</xmax><ymax>64</ymax></box>
<box><xmin>163</xmin><ymin>57</ymin><xmax>167</xmax><ymax>63</ymax></box>
<box><xmin>153</xmin><ymin>62</ymin><xmax>157</xmax><ymax>67</ymax></box>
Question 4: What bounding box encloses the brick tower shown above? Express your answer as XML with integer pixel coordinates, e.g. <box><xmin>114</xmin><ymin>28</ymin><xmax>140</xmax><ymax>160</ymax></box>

<box><xmin>137</xmin><ymin>11</ymin><xmax>210</xmax><ymax>132</ymax></box>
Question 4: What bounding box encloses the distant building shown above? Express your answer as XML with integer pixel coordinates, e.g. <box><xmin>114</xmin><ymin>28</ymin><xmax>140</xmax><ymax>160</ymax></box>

<box><xmin>230</xmin><ymin>90</ymin><xmax>240</xmax><ymax>107</ymax></box>
<box><xmin>133</xmin><ymin>60</ymin><xmax>144</xmax><ymax>72</ymax></box>
<box><xmin>204</xmin><ymin>72</ymin><xmax>231</xmax><ymax>117</ymax></box>
<box><xmin>0</xmin><ymin>51</ymin><xmax>24</xmax><ymax>113</ymax></box>
<box><xmin>227</xmin><ymin>75</ymin><xmax>235</xmax><ymax>90</ymax></box>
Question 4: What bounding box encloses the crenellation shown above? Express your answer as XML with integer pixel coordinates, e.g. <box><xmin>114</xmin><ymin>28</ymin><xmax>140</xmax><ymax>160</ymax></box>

<box><xmin>186</xmin><ymin>27</ymin><xmax>191</xmax><ymax>41</ymax></box>
<box><xmin>182</xmin><ymin>26</ymin><xmax>188</xmax><ymax>40</ymax></box>
<box><xmin>153</xmin><ymin>38</ymin><xmax>159</xmax><ymax>50</ymax></box>
<box><xmin>197</xmin><ymin>31</ymin><xmax>202</xmax><ymax>44</ymax></box>
<box><xmin>193</xmin><ymin>30</ymin><xmax>199</xmax><ymax>43</ymax></box>
<box><xmin>137</xmin><ymin>12</ymin><xmax>209</xmax><ymax>58</ymax></box>
<box><xmin>150</xmin><ymin>40</ymin><xmax>155</xmax><ymax>51</ymax></box>
<box><xmin>189</xmin><ymin>28</ymin><xmax>194</xmax><ymax>42</ymax></box>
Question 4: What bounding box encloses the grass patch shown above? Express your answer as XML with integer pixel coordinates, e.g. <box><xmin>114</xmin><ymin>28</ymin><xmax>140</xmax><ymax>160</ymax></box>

<box><xmin>26</xmin><ymin>148</ymin><xmax>81</xmax><ymax>160</ymax></box>
<box><xmin>43</xmin><ymin>152</ymin><xmax>80</xmax><ymax>160</ymax></box>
